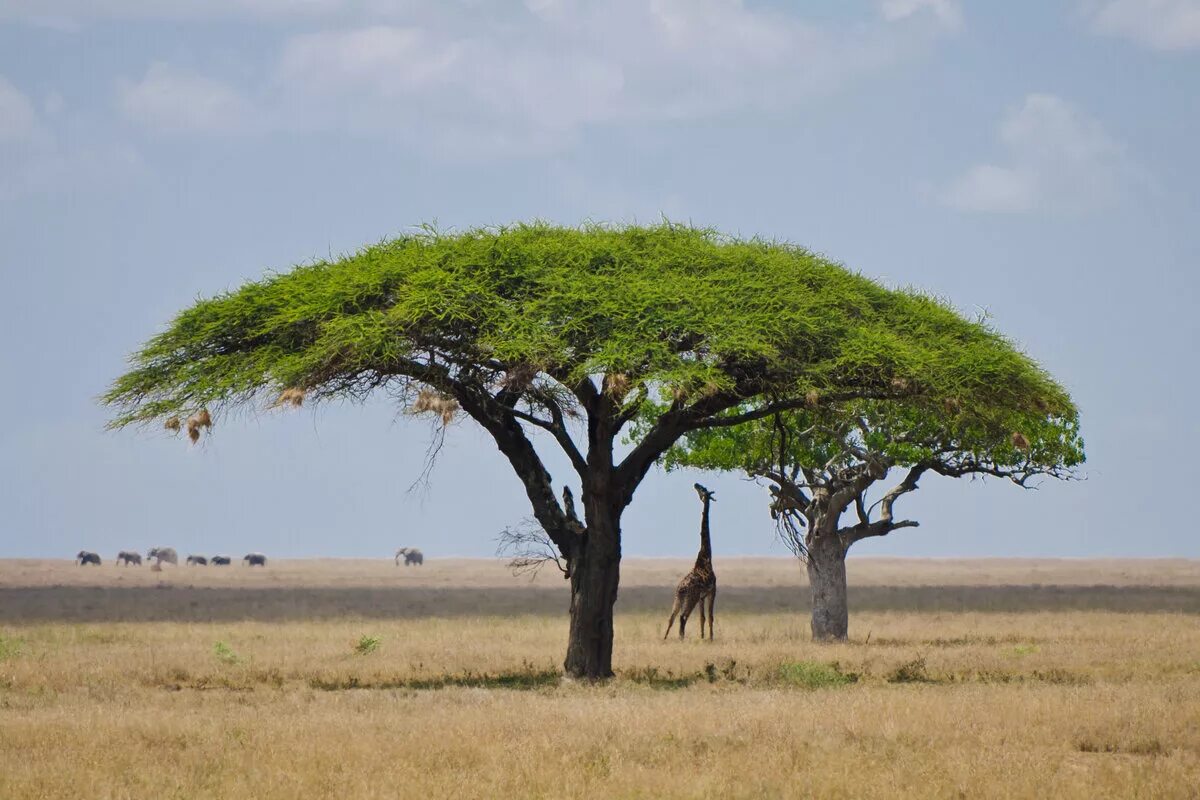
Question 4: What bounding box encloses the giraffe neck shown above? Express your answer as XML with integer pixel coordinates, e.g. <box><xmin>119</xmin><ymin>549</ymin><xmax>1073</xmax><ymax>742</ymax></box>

<box><xmin>694</xmin><ymin>496</ymin><xmax>712</xmax><ymax>570</ymax></box>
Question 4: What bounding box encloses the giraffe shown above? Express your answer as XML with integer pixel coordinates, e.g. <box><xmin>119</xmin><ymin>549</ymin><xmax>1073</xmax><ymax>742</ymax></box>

<box><xmin>664</xmin><ymin>483</ymin><xmax>717</xmax><ymax>640</ymax></box>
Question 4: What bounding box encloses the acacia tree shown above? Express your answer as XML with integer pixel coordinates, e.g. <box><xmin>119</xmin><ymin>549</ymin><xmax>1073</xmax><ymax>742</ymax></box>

<box><xmin>104</xmin><ymin>223</ymin><xmax>1071</xmax><ymax>678</ymax></box>
<box><xmin>665</xmin><ymin>398</ymin><xmax>1084</xmax><ymax>640</ymax></box>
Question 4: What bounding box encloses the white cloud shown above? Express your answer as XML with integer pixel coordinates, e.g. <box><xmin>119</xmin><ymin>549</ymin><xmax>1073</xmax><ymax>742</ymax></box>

<box><xmin>103</xmin><ymin>1</ymin><xmax>962</xmax><ymax>153</ymax></box>
<box><xmin>126</xmin><ymin>0</ymin><xmax>951</xmax><ymax>154</ymax></box>
<box><xmin>1087</xmin><ymin>0</ymin><xmax>1200</xmax><ymax>51</ymax></box>
<box><xmin>879</xmin><ymin>0</ymin><xmax>963</xmax><ymax>31</ymax></box>
<box><xmin>940</xmin><ymin>165</ymin><xmax>1038</xmax><ymax>213</ymax></box>
<box><xmin>118</xmin><ymin>63</ymin><xmax>256</xmax><ymax>134</ymax></box>
<box><xmin>277</xmin><ymin>26</ymin><xmax>466</xmax><ymax>95</ymax></box>
<box><xmin>941</xmin><ymin>94</ymin><xmax>1130</xmax><ymax>214</ymax></box>
<box><xmin>0</xmin><ymin>75</ymin><xmax>146</xmax><ymax>199</ymax></box>
<box><xmin>0</xmin><ymin>76</ymin><xmax>41</xmax><ymax>142</ymax></box>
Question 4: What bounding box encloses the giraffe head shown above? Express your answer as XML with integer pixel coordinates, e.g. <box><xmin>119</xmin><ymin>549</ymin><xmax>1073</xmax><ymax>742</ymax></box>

<box><xmin>693</xmin><ymin>483</ymin><xmax>715</xmax><ymax>502</ymax></box>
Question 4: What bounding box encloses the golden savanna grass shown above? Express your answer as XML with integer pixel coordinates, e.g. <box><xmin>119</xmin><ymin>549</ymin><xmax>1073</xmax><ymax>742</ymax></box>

<box><xmin>1</xmin><ymin>558</ymin><xmax>1199</xmax><ymax>798</ymax></box>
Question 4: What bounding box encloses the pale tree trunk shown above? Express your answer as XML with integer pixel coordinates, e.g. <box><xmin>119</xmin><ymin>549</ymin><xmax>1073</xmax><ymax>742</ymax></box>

<box><xmin>807</xmin><ymin>531</ymin><xmax>849</xmax><ymax>641</ymax></box>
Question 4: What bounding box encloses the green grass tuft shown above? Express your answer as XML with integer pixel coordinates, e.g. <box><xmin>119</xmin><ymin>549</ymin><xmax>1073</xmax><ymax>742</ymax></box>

<box><xmin>354</xmin><ymin>635</ymin><xmax>381</xmax><ymax>656</ymax></box>
<box><xmin>777</xmin><ymin>661</ymin><xmax>858</xmax><ymax>689</ymax></box>
<box><xmin>213</xmin><ymin>641</ymin><xmax>240</xmax><ymax>665</ymax></box>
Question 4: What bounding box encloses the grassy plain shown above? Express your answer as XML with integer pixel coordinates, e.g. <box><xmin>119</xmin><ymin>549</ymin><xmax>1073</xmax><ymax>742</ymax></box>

<box><xmin>1</xmin><ymin>557</ymin><xmax>1199</xmax><ymax>799</ymax></box>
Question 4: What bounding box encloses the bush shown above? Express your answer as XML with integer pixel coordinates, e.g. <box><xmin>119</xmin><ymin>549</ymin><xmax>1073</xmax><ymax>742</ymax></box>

<box><xmin>887</xmin><ymin>656</ymin><xmax>936</xmax><ymax>684</ymax></box>
<box><xmin>213</xmin><ymin>641</ymin><xmax>240</xmax><ymax>665</ymax></box>
<box><xmin>355</xmin><ymin>635</ymin><xmax>382</xmax><ymax>656</ymax></box>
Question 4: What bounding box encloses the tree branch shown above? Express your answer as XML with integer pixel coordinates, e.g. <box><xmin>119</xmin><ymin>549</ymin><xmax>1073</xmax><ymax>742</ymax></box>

<box><xmin>509</xmin><ymin>403</ymin><xmax>588</xmax><ymax>477</ymax></box>
<box><xmin>694</xmin><ymin>389</ymin><xmax>896</xmax><ymax>430</ymax></box>
<box><xmin>875</xmin><ymin>464</ymin><xmax>928</xmax><ymax>525</ymax></box>
<box><xmin>390</xmin><ymin>356</ymin><xmax>582</xmax><ymax>556</ymax></box>
<box><xmin>843</xmin><ymin>518</ymin><xmax>920</xmax><ymax>543</ymax></box>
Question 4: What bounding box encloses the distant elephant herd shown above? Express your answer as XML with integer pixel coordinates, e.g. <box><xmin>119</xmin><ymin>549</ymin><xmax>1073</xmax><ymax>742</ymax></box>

<box><xmin>75</xmin><ymin>548</ymin><xmax>267</xmax><ymax>567</ymax></box>
<box><xmin>73</xmin><ymin>548</ymin><xmax>426</xmax><ymax>567</ymax></box>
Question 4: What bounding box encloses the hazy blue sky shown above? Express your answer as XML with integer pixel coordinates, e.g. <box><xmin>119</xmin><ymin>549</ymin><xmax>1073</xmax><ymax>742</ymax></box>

<box><xmin>1</xmin><ymin>0</ymin><xmax>1197</xmax><ymax>559</ymax></box>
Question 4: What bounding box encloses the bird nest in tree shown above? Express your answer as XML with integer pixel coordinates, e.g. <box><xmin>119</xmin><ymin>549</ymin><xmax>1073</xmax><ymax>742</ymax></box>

<box><xmin>165</xmin><ymin>410</ymin><xmax>212</xmax><ymax>443</ymax></box>
<box><xmin>185</xmin><ymin>409</ymin><xmax>212</xmax><ymax>444</ymax></box>
<box><xmin>410</xmin><ymin>389</ymin><xmax>459</xmax><ymax>426</ymax></box>
<box><xmin>605</xmin><ymin>373</ymin><xmax>631</xmax><ymax>399</ymax></box>
<box><xmin>672</xmin><ymin>381</ymin><xmax>720</xmax><ymax>404</ymax></box>
<box><xmin>273</xmin><ymin>387</ymin><xmax>306</xmax><ymax>408</ymax></box>
<box><xmin>502</xmin><ymin>364</ymin><xmax>538</xmax><ymax>393</ymax></box>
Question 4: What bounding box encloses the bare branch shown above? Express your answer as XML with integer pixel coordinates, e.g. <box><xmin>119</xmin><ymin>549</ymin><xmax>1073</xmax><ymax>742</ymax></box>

<box><xmin>496</xmin><ymin>520</ymin><xmax>570</xmax><ymax>580</ymax></box>
<box><xmin>774</xmin><ymin>508</ymin><xmax>811</xmax><ymax>563</ymax></box>
<box><xmin>386</xmin><ymin>355</ymin><xmax>582</xmax><ymax>555</ymax></box>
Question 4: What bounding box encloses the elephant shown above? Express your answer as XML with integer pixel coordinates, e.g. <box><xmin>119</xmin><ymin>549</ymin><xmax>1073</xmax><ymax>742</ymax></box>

<box><xmin>147</xmin><ymin>547</ymin><xmax>178</xmax><ymax>566</ymax></box>
<box><xmin>395</xmin><ymin>547</ymin><xmax>424</xmax><ymax>566</ymax></box>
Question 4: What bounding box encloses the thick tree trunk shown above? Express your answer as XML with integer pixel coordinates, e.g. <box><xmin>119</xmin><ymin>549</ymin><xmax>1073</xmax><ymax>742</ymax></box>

<box><xmin>807</xmin><ymin>533</ymin><xmax>849</xmax><ymax>641</ymax></box>
<box><xmin>563</xmin><ymin>496</ymin><xmax>622</xmax><ymax>680</ymax></box>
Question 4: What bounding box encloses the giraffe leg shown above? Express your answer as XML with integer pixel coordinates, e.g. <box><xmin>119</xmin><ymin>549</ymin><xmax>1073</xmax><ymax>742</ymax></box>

<box><xmin>698</xmin><ymin>595</ymin><xmax>707</xmax><ymax>640</ymax></box>
<box><xmin>706</xmin><ymin>591</ymin><xmax>716</xmax><ymax>640</ymax></box>
<box><xmin>678</xmin><ymin>595</ymin><xmax>701</xmax><ymax>639</ymax></box>
<box><xmin>664</xmin><ymin>595</ymin><xmax>682</xmax><ymax>640</ymax></box>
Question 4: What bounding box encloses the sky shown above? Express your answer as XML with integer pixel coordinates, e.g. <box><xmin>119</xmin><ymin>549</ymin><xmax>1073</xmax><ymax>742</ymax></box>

<box><xmin>0</xmin><ymin>0</ymin><xmax>1197</xmax><ymax>560</ymax></box>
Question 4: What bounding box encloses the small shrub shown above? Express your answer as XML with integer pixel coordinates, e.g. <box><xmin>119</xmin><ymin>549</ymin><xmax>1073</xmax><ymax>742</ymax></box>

<box><xmin>887</xmin><ymin>656</ymin><xmax>936</xmax><ymax>684</ymax></box>
<box><xmin>1012</xmin><ymin>644</ymin><xmax>1039</xmax><ymax>656</ymax></box>
<box><xmin>213</xmin><ymin>641</ymin><xmax>240</xmax><ymax>665</ymax></box>
<box><xmin>355</xmin><ymin>635</ymin><xmax>382</xmax><ymax>656</ymax></box>
<box><xmin>778</xmin><ymin>661</ymin><xmax>857</xmax><ymax>689</ymax></box>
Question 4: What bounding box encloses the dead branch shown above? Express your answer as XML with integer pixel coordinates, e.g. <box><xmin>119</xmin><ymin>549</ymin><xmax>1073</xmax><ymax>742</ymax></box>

<box><xmin>496</xmin><ymin>520</ymin><xmax>570</xmax><ymax>580</ymax></box>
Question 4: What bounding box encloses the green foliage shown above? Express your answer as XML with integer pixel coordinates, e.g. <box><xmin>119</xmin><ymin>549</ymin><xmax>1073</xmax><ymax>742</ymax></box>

<box><xmin>213</xmin><ymin>641</ymin><xmax>240</xmax><ymax>665</ymax></box>
<box><xmin>777</xmin><ymin>661</ymin><xmax>858</xmax><ymax>689</ymax></box>
<box><xmin>665</xmin><ymin>399</ymin><xmax>1083</xmax><ymax>479</ymax></box>
<box><xmin>354</xmin><ymin>635</ymin><xmax>381</xmax><ymax>656</ymax></box>
<box><xmin>104</xmin><ymin>222</ymin><xmax>1073</xmax><ymax>431</ymax></box>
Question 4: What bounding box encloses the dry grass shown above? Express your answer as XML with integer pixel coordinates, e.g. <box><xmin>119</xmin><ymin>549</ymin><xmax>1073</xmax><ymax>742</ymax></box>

<box><xmin>1</xmin><ymin>558</ymin><xmax>1199</xmax><ymax>798</ymax></box>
